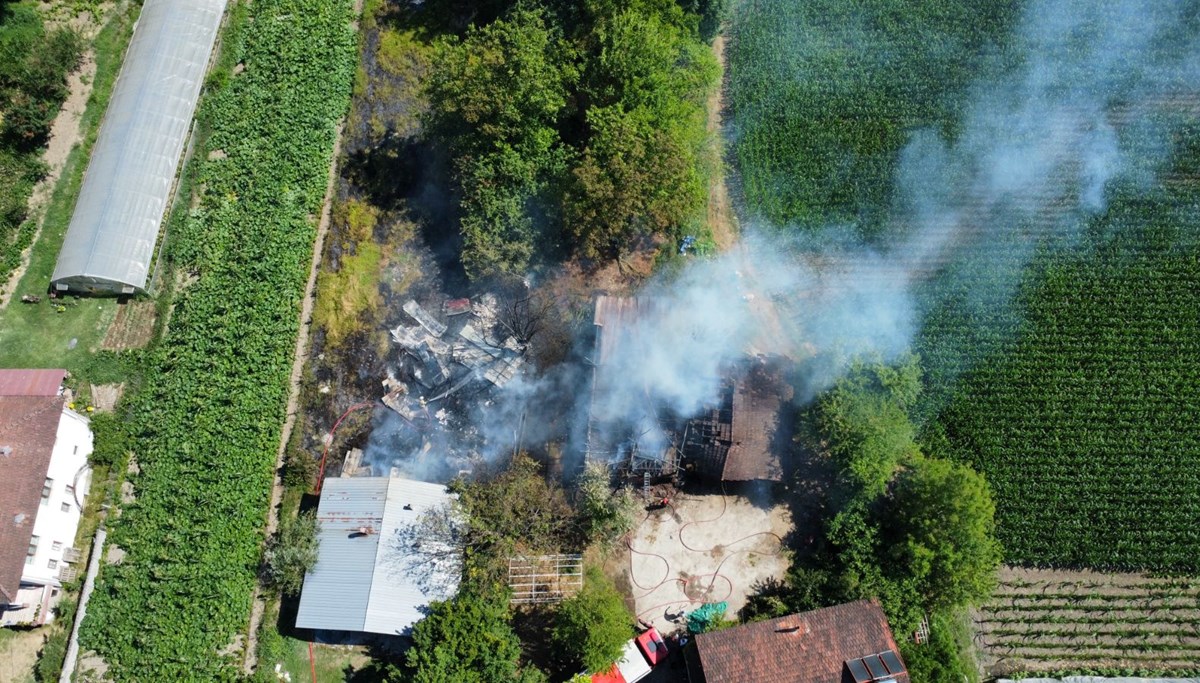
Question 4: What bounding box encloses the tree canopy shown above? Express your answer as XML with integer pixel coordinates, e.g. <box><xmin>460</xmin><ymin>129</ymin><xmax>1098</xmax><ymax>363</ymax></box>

<box><xmin>424</xmin><ymin>7</ymin><xmax>576</xmax><ymax>277</ymax></box>
<box><xmin>883</xmin><ymin>456</ymin><xmax>1001</xmax><ymax>613</ymax></box>
<box><xmin>552</xmin><ymin>567</ymin><xmax>634</xmax><ymax>673</ymax></box>
<box><xmin>393</xmin><ymin>590</ymin><xmax>546</xmax><ymax>683</ymax></box>
<box><xmin>422</xmin><ymin>0</ymin><xmax>718</xmax><ymax>276</ymax></box>
<box><xmin>811</xmin><ymin>355</ymin><xmax>922</xmax><ymax>496</ymax></box>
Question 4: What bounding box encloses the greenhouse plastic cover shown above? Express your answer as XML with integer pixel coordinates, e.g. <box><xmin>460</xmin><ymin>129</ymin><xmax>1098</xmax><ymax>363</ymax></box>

<box><xmin>51</xmin><ymin>0</ymin><xmax>227</xmax><ymax>293</ymax></box>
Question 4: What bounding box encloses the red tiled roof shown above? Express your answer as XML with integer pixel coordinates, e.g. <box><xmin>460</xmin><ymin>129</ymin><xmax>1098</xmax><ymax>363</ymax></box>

<box><xmin>0</xmin><ymin>369</ymin><xmax>66</xmax><ymax>397</ymax></box>
<box><xmin>0</xmin><ymin>395</ymin><xmax>64</xmax><ymax>604</ymax></box>
<box><xmin>690</xmin><ymin>600</ymin><xmax>909</xmax><ymax>683</ymax></box>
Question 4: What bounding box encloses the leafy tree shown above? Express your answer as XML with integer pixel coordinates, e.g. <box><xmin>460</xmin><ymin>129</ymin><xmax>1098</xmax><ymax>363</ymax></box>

<box><xmin>393</xmin><ymin>590</ymin><xmax>546</xmax><ymax>683</ymax></box>
<box><xmin>261</xmin><ymin>511</ymin><xmax>321</xmax><ymax>596</ymax></box>
<box><xmin>883</xmin><ymin>457</ymin><xmax>1001</xmax><ymax>614</ymax></box>
<box><xmin>676</xmin><ymin>0</ymin><xmax>728</xmax><ymax>42</ymax></box>
<box><xmin>576</xmin><ymin>461</ymin><xmax>638</xmax><ymax>546</ymax></box>
<box><xmin>0</xmin><ymin>4</ymin><xmax>81</xmax><ymax>147</ymax></box>
<box><xmin>450</xmin><ymin>454</ymin><xmax>578</xmax><ymax>585</ymax></box>
<box><xmin>561</xmin><ymin>5</ymin><xmax>716</xmax><ymax>259</ymax></box>
<box><xmin>564</xmin><ymin>106</ymin><xmax>703</xmax><ymax>259</ymax></box>
<box><xmin>552</xmin><ymin>567</ymin><xmax>633</xmax><ymax>673</ymax></box>
<box><xmin>424</xmin><ymin>7</ymin><xmax>576</xmax><ymax>276</ymax></box>
<box><xmin>811</xmin><ymin>355</ymin><xmax>923</xmax><ymax>496</ymax></box>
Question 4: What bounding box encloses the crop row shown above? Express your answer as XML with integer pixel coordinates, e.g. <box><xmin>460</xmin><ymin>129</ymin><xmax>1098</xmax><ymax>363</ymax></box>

<box><xmin>77</xmin><ymin>1</ymin><xmax>355</xmax><ymax>680</ymax></box>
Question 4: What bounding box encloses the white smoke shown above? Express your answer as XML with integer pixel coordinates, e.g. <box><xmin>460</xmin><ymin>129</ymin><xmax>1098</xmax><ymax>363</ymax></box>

<box><xmin>367</xmin><ymin>0</ymin><xmax>1200</xmax><ymax>480</ymax></box>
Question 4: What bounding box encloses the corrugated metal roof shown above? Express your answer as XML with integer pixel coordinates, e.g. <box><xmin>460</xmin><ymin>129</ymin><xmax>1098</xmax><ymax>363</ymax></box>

<box><xmin>365</xmin><ymin>479</ymin><xmax>462</xmax><ymax>635</ymax></box>
<box><xmin>294</xmin><ymin>478</ymin><xmax>386</xmax><ymax>633</ymax></box>
<box><xmin>51</xmin><ymin>0</ymin><xmax>227</xmax><ymax>294</ymax></box>
<box><xmin>295</xmin><ymin>477</ymin><xmax>461</xmax><ymax>636</ymax></box>
<box><xmin>0</xmin><ymin>370</ymin><xmax>66</xmax><ymax>397</ymax></box>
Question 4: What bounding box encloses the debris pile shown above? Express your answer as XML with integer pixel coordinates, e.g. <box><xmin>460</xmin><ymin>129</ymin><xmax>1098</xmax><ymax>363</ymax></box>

<box><xmin>385</xmin><ymin>295</ymin><xmax>528</xmax><ymax>416</ymax></box>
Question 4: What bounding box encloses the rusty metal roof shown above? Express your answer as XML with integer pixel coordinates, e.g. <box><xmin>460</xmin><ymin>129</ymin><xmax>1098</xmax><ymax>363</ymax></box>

<box><xmin>0</xmin><ymin>370</ymin><xmax>66</xmax><ymax>397</ymax></box>
<box><xmin>0</xmin><ymin>395</ymin><xmax>64</xmax><ymax>603</ymax></box>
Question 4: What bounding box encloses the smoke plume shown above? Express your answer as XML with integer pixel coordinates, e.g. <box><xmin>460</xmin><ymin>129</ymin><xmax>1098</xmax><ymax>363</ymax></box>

<box><xmin>366</xmin><ymin>0</ymin><xmax>1199</xmax><ymax>481</ymax></box>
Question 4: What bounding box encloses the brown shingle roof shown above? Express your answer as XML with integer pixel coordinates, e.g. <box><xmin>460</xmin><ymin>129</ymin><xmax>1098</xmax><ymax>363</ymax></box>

<box><xmin>0</xmin><ymin>395</ymin><xmax>64</xmax><ymax>603</ymax></box>
<box><xmin>0</xmin><ymin>369</ymin><xmax>66</xmax><ymax>397</ymax></box>
<box><xmin>723</xmin><ymin>356</ymin><xmax>792</xmax><ymax>481</ymax></box>
<box><xmin>690</xmin><ymin>600</ymin><xmax>908</xmax><ymax>683</ymax></box>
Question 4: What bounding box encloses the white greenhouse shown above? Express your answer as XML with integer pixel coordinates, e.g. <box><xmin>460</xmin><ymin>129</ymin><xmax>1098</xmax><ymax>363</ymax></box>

<box><xmin>50</xmin><ymin>0</ymin><xmax>227</xmax><ymax>295</ymax></box>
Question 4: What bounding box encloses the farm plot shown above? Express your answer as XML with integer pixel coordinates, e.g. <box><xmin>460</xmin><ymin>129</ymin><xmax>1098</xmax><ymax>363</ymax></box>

<box><xmin>77</xmin><ymin>0</ymin><xmax>356</xmax><ymax>679</ymax></box>
<box><xmin>975</xmin><ymin>567</ymin><xmax>1200</xmax><ymax>676</ymax></box>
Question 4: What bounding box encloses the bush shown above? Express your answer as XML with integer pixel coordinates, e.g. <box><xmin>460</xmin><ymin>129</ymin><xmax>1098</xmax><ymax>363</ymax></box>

<box><xmin>576</xmin><ymin>462</ymin><xmax>637</xmax><ymax>547</ymax></box>
<box><xmin>552</xmin><ymin>567</ymin><xmax>634</xmax><ymax>673</ymax></box>
<box><xmin>393</xmin><ymin>590</ymin><xmax>546</xmax><ymax>683</ymax></box>
<box><xmin>262</xmin><ymin>511</ymin><xmax>321</xmax><ymax>596</ymax></box>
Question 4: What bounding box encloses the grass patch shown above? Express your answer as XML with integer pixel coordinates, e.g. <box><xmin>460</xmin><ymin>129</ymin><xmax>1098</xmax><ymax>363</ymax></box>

<box><xmin>0</xmin><ymin>1</ymin><xmax>138</xmax><ymax>375</ymax></box>
<box><xmin>313</xmin><ymin>198</ymin><xmax>384</xmax><ymax>349</ymax></box>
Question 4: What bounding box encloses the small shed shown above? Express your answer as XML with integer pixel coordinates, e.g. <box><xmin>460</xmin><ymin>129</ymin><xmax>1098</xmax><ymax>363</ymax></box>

<box><xmin>295</xmin><ymin>476</ymin><xmax>461</xmax><ymax>636</ymax></box>
<box><xmin>682</xmin><ymin>355</ymin><xmax>792</xmax><ymax>482</ymax></box>
<box><xmin>51</xmin><ymin>0</ymin><xmax>227</xmax><ymax>294</ymax></box>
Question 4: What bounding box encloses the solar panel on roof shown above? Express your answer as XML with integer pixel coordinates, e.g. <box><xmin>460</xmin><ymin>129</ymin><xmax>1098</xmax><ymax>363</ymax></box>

<box><xmin>863</xmin><ymin>654</ymin><xmax>888</xmax><ymax>679</ymax></box>
<box><xmin>847</xmin><ymin>659</ymin><xmax>872</xmax><ymax>683</ymax></box>
<box><xmin>880</xmin><ymin>650</ymin><xmax>906</xmax><ymax>675</ymax></box>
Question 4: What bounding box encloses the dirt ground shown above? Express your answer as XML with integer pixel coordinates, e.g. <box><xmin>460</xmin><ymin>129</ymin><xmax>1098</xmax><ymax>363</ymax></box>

<box><xmin>0</xmin><ymin>628</ymin><xmax>43</xmax><ymax>683</ymax></box>
<box><xmin>615</xmin><ymin>491</ymin><xmax>792</xmax><ymax>636</ymax></box>
<box><xmin>0</xmin><ymin>51</ymin><xmax>95</xmax><ymax>308</ymax></box>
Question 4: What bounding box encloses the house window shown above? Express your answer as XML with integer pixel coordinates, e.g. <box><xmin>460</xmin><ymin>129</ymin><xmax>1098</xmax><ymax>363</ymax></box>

<box><xmin>25</xmin><ymin>556</ymin><xmax>34</xmax><ymax>566</ymax></box>
<box><xmin>47</xmin><ymin>559</ymin><xmax>57</xmax><ymax>570</ymax></box>
<box><xmin>28</xmin><ymin>535</ymin><xmax>39</xmax><ymax>556</ymax></box>
<box><xmin>52</xmin><ymin>542</ymin><xmax>63</xmax><ymax>552</ymax></box>
<box><xmin>42</xmin><ymin>478</ymin><xmax>53</xmax><ymax>502</ymax></box>
<box><xmin>65</xmin><ymin>484</ymin><xmax>74</xmax><ymax>495</ymax></box>
<box><xmin>61</xmin><ymin>502</ymin><xmax>71</xmax><ymax>512</ymax></box>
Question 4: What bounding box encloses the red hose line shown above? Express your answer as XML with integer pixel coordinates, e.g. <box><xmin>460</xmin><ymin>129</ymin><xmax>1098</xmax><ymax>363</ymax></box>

<box><xmin>309</xmin><ymin>641</ymin><xmax>317</xmax><ymax>683</ymax></box>
<box><xmin>314</xmin><ymin>400</ymin><xmax>374</xmax><ymax>495</ymax></box>
<box><xmin>626</xmin><ymin>487</ymin><xmax>785</xmax><ymax>624</ymax></box>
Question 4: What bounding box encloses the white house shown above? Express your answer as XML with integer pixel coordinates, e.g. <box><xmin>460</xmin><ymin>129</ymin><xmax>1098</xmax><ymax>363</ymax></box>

<box><xmin>0</xmin><ymin>370</ymin><xmax>93</xmax><ymax>627</ymax></box>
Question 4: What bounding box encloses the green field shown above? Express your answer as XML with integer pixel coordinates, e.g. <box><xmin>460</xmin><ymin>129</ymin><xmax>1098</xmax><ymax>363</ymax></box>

<box><xmin>729</xmin><ymin>0</ymin><xmax>1200</xmax><ymax>572</ymax></box>
<box><xmin>726</xmin><ymin>0</ymin><xmax>1019</xmax><ymax>237</ymax></box>
<box><xmin>78</xmin><ymin>0</ymin><xmax>355</xmax><ymax>678</ymax></box>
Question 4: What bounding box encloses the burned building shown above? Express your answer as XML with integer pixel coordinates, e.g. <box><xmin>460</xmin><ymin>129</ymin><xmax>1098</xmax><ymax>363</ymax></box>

<box><xmin>587</xmin><ymin>295</ymin><xmax>679</xmax><ymax>476</ymax></box>
<box><xmin>680</xmin><ymin>355</ymin><xmax>792</xmax><ymax>482</ymax></box>
<box><xmin>588</xmin><ymin>295</ymin><xmax>793</xmax><ymax>483</ymax></box>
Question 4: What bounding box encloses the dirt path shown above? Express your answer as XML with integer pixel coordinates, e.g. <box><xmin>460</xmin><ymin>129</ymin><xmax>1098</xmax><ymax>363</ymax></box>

<box><xmin>707</xmin><ymin>35</ymin><xmax>737</xmax><ymax>252</ymax></box>
<box><xmin>0</xmin><ymin>51</ymin><xmax>96</xmax><ymax>309</ymax></box>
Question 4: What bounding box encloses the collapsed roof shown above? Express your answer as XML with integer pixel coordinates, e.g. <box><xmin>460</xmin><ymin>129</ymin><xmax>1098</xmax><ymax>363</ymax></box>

<box><xmin>683</xmin><ymin>355</ymin><xmax>792</xmax><ymax>482</ymax></box>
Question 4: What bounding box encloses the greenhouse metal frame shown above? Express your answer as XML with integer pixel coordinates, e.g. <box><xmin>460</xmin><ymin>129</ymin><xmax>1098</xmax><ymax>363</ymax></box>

<box><xmin>50</xmin><ymin>0</ymin><xmax>228</xmax><ymax>295</ymax></box>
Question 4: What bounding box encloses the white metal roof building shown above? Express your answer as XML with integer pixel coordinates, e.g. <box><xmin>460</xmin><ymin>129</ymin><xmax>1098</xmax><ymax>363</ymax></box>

<box><xmin>295</xmin><ymin>477</ymin><xmax>462</xmax><ymax>636</ymax></box>
<box><xmin>50</xmin><ymin>0</ymin><xmax>227</xmax><ymax>294</ymax></box>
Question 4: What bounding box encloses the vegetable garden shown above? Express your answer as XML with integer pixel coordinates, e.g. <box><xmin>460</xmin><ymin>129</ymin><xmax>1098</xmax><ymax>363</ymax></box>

<box><xmin>976</xmin><ymin>567</ymin><xmax>1200</xmax><ymax>676</ymax></box>
<box><xmin>78</xmin><ymin>0</ymin><xmax>355</xmax><ymax>679</ymax></box>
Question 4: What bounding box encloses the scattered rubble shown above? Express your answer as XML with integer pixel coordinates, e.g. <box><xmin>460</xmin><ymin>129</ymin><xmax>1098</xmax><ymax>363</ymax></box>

<box><xmin>388</xmin><ymin>295</ymin><xmax>527</xmax><ymax>402</ymax></box>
